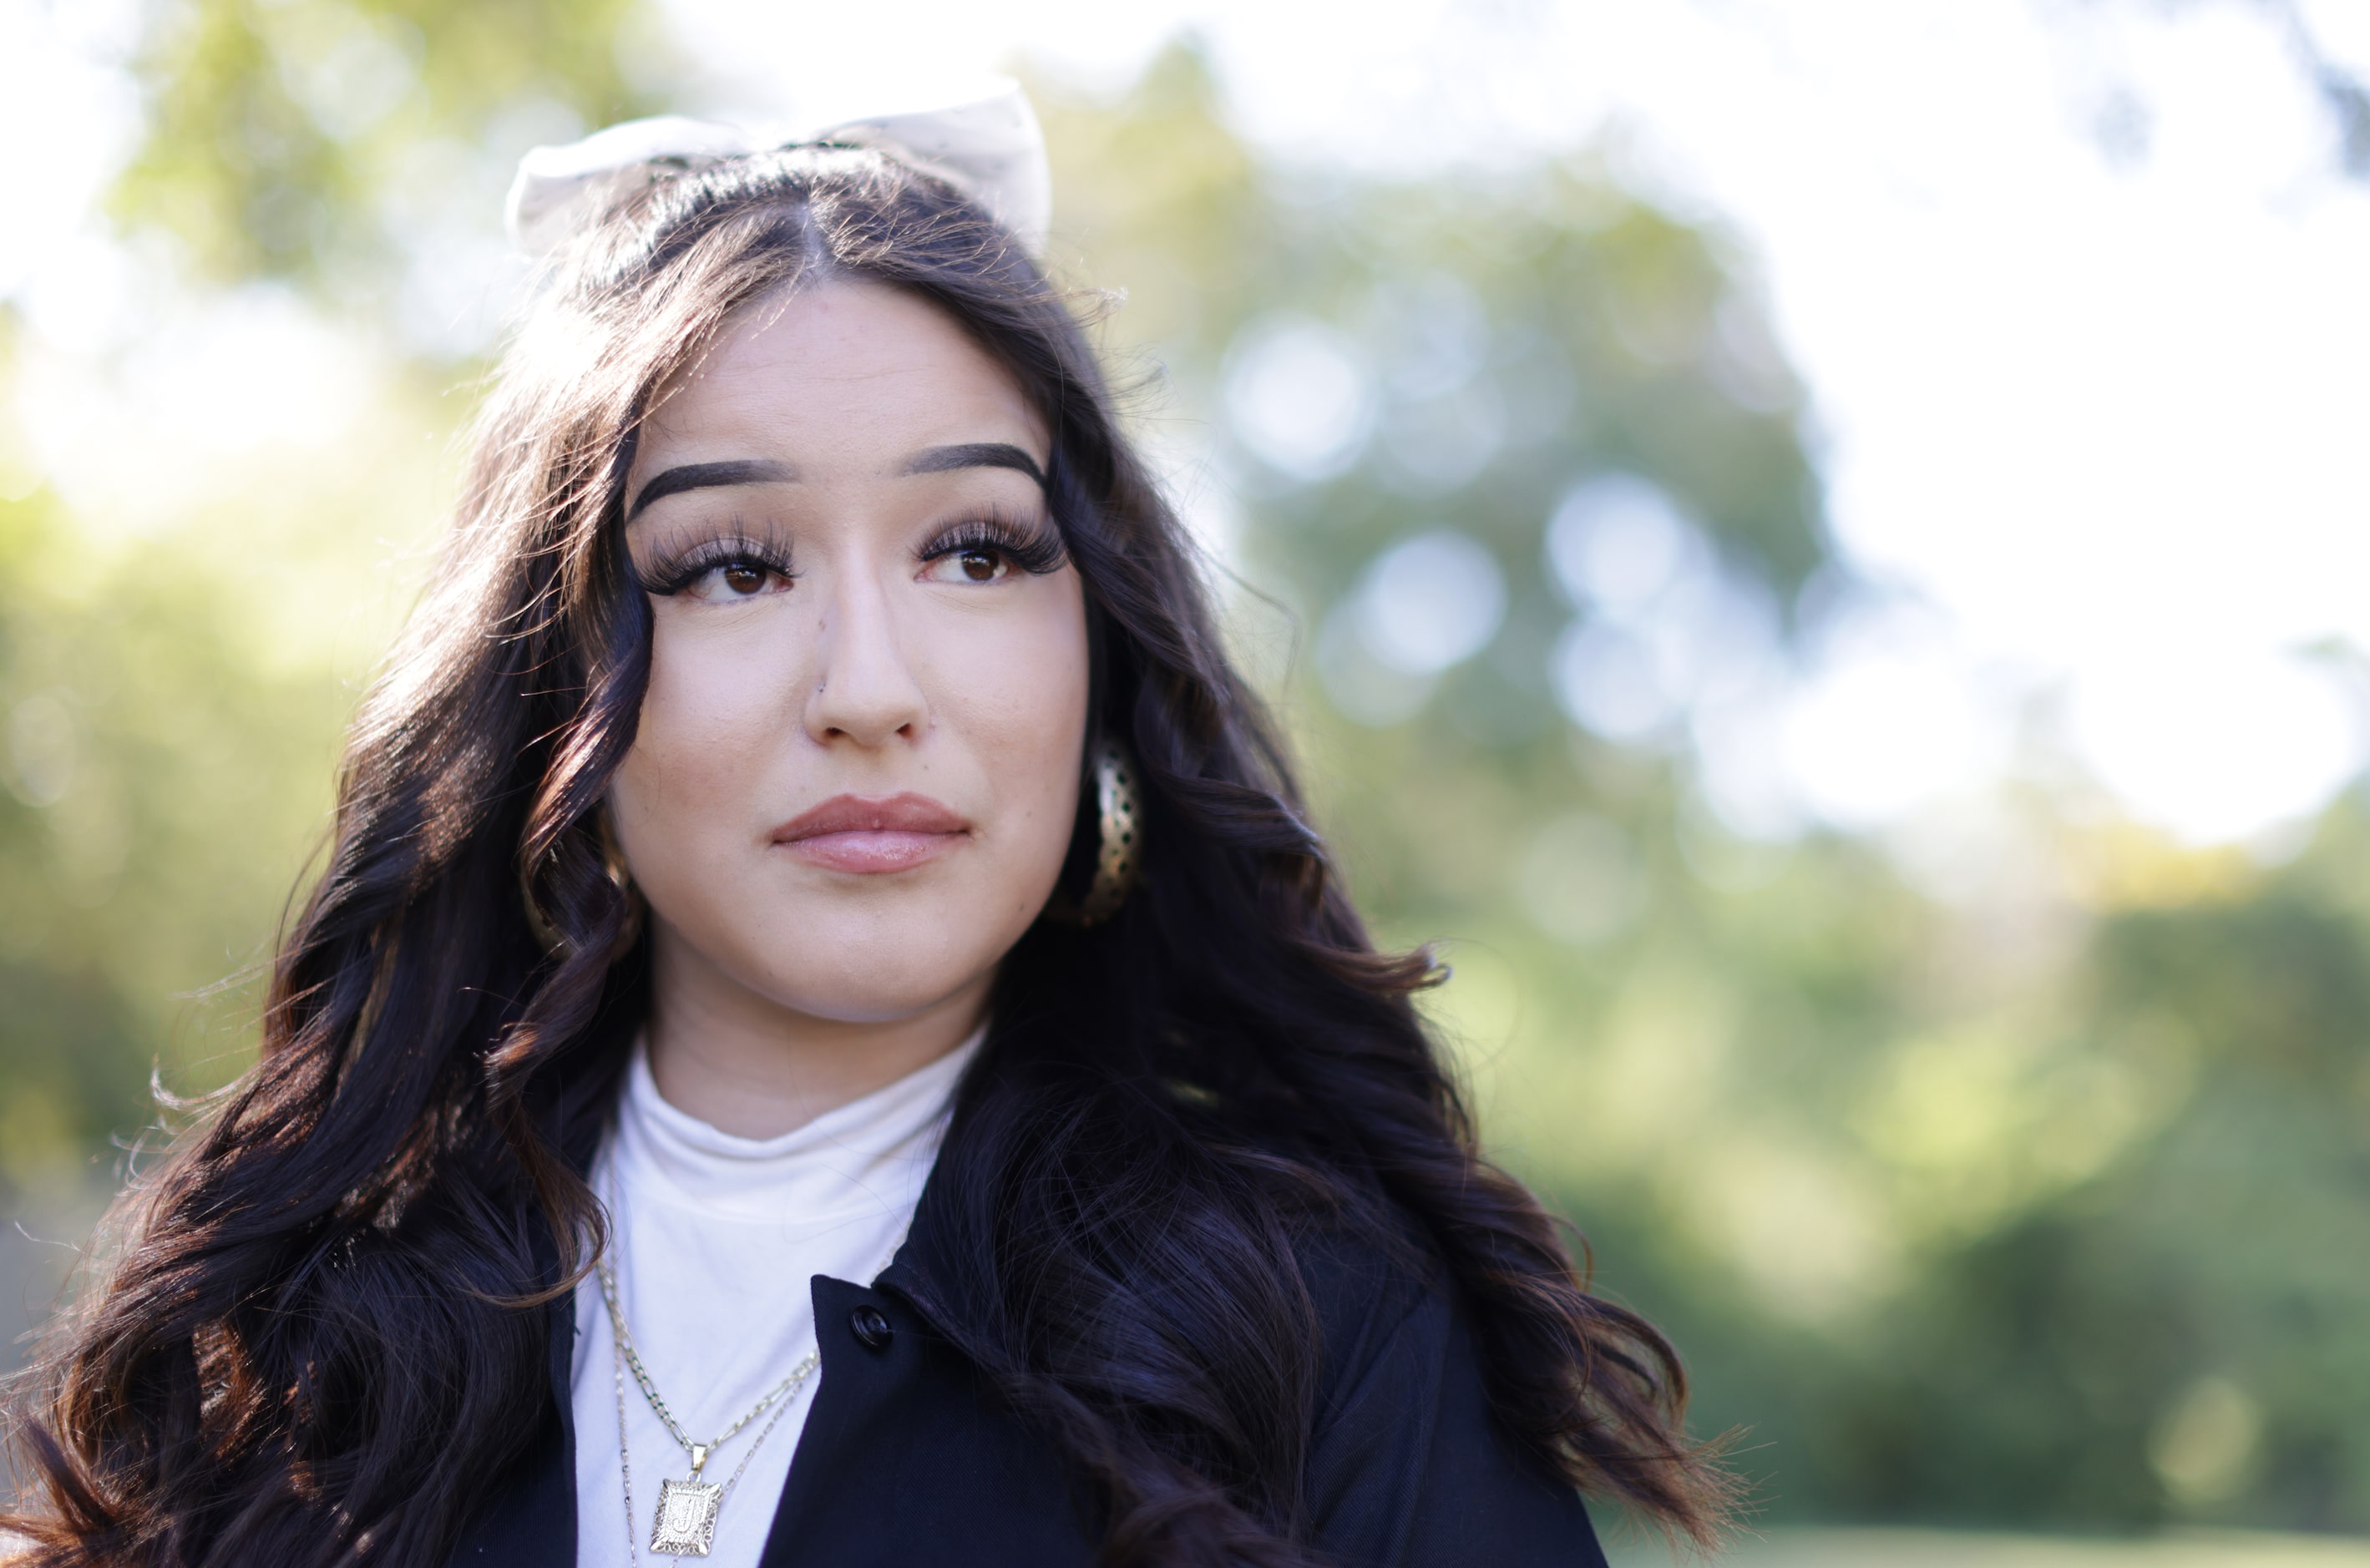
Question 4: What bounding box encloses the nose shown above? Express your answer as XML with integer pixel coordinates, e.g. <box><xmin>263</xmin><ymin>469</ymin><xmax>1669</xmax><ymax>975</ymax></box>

<box><xmin>802</xmin><ymin>558</ymin><xmax>929</xmax><ymax>748</ymax></box>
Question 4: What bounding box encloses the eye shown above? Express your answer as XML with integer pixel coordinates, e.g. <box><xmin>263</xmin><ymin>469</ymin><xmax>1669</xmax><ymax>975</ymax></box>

<box><xmin>924</xmin><ymin>546</ymin><xmax>1015</xmax><ymax>585</ymax></box>
<box><xmin>914</xmin><ymin>513</ymin><xmax>1065</xmax><ymax>584</ymax></box>
<box><xmin>688</xmin><ymin>556</ymin><xmax>791</xmax><ymax>600</ymax></box>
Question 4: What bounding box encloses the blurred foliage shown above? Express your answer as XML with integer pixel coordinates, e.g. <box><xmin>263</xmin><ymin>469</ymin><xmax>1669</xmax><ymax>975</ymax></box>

<box><xmin>6</xmin><ymin>1</ymin><xmax>2370</xmax><ymax>1545</ymax></box>
<box><xmin>0</xmin><ymin>331</ymin><xmax>393</xmax><ymax>1174</ymax></box>
<box><xmin>1616</xmin><ymin>809</ymin><xmax>2370</xmax><ymax>1533</ymax></box>
<box><xmin>115</xmin><ymin>0</ymin><xmax>663</xmax><ymax>291</ymax></box>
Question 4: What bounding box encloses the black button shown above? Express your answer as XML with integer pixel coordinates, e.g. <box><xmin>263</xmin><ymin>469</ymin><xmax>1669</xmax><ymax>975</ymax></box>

<box><xmin>850</xmin><ymin>1304</ymin><xmax>894</xmax><ymax>1350</ymax></box>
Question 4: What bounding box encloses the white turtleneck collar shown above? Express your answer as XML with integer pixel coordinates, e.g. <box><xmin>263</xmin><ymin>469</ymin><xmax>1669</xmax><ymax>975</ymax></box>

<box><xmin>610</xmin><ymin>1027</ymin><xmax>984</xmax><ymax>1226</ymax></box>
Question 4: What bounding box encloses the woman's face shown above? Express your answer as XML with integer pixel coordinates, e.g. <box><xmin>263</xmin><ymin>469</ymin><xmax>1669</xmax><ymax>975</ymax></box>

<box><xmin>610</xmin><ymin>279</ymin><xmax>1088</xmax><ymax>1029</ymax></box>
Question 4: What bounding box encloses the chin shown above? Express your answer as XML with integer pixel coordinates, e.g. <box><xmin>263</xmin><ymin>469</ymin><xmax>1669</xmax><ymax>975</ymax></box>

<box><xmin>738</xmin><ymin>913</ymin><xmax>1016</xmax><ymax>1024</ymax></box>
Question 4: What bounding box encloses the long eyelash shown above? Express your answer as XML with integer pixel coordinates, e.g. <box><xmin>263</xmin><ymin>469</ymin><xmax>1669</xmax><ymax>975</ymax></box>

<box><xmin>919</xmin><ymin>509</ymin><xmax>1067</xmax><ymax>576</ymax></box>
<box><xmin>638</xmin><ymin>529</ymin><xmax>798</xmax><ymax>596</ymax></box>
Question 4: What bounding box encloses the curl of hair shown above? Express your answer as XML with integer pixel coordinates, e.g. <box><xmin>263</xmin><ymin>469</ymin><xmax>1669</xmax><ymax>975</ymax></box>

<box><xmin>4</xmin><ymin>144</ymin><xmax>1738</xmax><ymax>1566</ymax></box>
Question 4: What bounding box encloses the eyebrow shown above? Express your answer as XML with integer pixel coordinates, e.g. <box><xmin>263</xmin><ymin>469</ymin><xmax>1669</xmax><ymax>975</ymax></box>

<box><xmin>628</xmin><ymin>443</ymin><xmax>1048</xmax><ymax>520</ymax></box>
<box><xmin>628</xmin><ymin>459</ymin><xmax>798</xmax><ymax>519</ymax></box>
<box><xmin>899</xmin><ymin>443</ymin><xmax>1047</xmax><ymax>487</ymax></box>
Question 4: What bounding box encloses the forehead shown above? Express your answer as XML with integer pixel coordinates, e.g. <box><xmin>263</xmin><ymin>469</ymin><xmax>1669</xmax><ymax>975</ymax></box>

<box><xmin>634</xmin><ymin>279</ymin><xmax>1046</xmax><ymax>474</ymax></box>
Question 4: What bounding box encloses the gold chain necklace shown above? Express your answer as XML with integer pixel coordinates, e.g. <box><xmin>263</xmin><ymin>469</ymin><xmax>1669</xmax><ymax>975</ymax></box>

<box><xmin>598</xmin><ymin>1257</ymin><xmax>820</xmax><ymax>1559</ymax></box>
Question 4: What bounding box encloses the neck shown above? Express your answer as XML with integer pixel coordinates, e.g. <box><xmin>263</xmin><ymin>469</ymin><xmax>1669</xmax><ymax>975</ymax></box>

<box><xmin>642</xmin><ymin>923</ymin><xmax>990</xmax><ymax>1140</ymax></box>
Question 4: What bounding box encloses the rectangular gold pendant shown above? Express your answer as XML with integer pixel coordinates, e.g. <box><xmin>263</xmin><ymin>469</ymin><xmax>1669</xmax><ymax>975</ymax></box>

<box><xmin>650</xmin><ymin>1477</ymin><xmax>723</xmax><ymax>1557</ymax></box>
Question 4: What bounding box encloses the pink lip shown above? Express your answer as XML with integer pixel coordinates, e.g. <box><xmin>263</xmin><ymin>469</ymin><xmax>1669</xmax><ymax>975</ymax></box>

<box><xmin>770</xmin><ymin>792</ymin><xmax>970</xmax><ymax>874</ymax></box>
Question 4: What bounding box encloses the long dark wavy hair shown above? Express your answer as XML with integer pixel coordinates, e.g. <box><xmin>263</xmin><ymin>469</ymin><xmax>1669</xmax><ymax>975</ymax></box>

<box><xmin>4</xmin><ymin>144</ymin><xmax>1737</xmax><ymax>1566</ymax></box>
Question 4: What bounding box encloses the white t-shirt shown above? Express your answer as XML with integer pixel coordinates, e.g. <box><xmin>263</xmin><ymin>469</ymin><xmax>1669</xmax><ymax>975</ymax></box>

<box><xmin>570</xmin><ymin>1031</ymin><xmax>981</xmax><ymax>1567</ymax></box>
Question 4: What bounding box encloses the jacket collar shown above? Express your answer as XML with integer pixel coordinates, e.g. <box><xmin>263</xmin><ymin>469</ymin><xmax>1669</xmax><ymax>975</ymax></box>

<box><xmin>856</xmin><ymin>1141</ymin><xmax>964</xmax><ymax>1333</ymax></box>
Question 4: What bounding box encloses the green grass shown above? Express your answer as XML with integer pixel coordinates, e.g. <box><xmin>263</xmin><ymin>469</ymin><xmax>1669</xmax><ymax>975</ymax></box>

<box><xmin>1608</xmin><ymin>1529</ymin><xmax>2370</xmax><ymax>1566</ymax></box>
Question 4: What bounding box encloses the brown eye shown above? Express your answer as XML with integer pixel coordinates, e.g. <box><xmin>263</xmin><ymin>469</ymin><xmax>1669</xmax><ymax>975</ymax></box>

<box><xmin>721</xmin><ymin>560</ymin><xmax>768</xmax><ymax>595</ymax></box>
<box><xmin>959</xmin><ymin>548</ymin><xmax>1002</xmax><ymax>583</ymax></box>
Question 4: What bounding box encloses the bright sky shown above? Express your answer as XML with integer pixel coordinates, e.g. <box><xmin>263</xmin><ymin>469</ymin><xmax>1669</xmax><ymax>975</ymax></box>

<box><xmin>3</xmin><ymin>0</ymin><xmax>2364</xmax><ymax>851</ymax></box>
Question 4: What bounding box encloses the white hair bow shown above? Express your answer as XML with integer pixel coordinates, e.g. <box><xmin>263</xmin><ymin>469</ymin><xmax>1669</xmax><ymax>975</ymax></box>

<box><xmin>504</xmin><ymin>78</ymin><xmax>1051</xmax><ymax>259</ymax></box>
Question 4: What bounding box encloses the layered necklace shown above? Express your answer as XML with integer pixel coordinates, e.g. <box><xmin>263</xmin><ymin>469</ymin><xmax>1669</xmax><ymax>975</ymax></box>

<box><xmin>590</xmin><ymin>1050</ymin><xmax>949</xmax><ymax>1561</ymax></box>
<box><xmin>597</xmin><ymin>1255</ymin><xmax>819</xmax><ymax>1560</ymax></box>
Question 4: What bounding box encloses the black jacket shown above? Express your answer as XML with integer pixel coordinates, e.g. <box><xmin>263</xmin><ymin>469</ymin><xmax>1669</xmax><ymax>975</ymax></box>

<box><xmin>446</xmin><ymin>1175</ymin><xmax>1611</xmax><ymax>1567</ymax></box>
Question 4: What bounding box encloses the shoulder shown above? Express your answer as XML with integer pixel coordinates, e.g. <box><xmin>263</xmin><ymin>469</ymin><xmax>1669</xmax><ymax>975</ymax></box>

<box><xmin>1295</xmin><ymin>1216</ymin><xmax>1442</xmax><ymax>1362</ymax></box>
<box><xmin>1294</xmin><ymin>1220</ymin><xmax>1610</xmax><ymax>1568</ymax></box>
<box><xmin>1293</xmin><ymin>1216</ymin><xmax>1454</xmax><ymax>1469</ymax></box>
<box><xmin>1294</xmin><ymin>1219</ymin><xmax>1462</xmax><ymax>1445</ymax></box>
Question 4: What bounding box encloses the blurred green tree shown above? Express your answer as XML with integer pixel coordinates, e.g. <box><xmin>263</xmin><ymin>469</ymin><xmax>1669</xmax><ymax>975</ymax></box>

<box><xmin>115</xmin><ymin>0</ymin><xmax>660</xmax><ymax>291</ymax></box>
<box><xmin>1760</xmin><ymin>818</ymin><xmax>2370</xmax><ymax>1532</ymax></box>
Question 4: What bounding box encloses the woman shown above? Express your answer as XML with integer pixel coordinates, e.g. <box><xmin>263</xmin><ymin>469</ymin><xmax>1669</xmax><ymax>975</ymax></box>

<box><xmin>5</xmin><ymin>85</ymin><xmax>1734</xmax><ymax>1567</ymax></box>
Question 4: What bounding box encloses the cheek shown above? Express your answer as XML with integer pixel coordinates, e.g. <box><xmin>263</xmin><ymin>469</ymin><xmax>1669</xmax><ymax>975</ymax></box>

<box><xmin>919</xmin><ymin>585</ymin><xmax>1091</xmax><ymax>832</ymax></box>
<box><xmin>612</xmin><ymin>607</ymin><xmax>804</xmax><ymax>833</ymax></box>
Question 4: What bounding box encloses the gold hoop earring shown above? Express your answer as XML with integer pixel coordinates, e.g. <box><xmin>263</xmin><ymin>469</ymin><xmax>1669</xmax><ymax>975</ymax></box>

<box><xmin>1051</xmin><ymin>739</ymin><xmax>1142</xmax><ymax>928</ymax></box>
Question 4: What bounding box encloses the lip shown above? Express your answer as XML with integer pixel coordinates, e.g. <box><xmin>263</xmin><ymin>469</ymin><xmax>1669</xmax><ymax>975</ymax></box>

<box><xmin>769</xmin><ymin>792</ymin><xmax>970</xmax><ymax>874</ymax></box>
